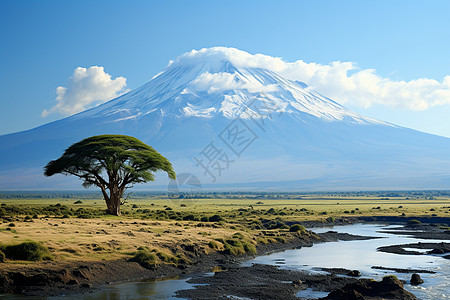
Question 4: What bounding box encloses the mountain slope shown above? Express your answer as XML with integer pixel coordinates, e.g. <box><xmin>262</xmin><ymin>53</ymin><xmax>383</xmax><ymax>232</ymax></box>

<box><xmin>1</xmin><ymin>47</ymin><xmax>449</xmax><ymax>190</ymax></box>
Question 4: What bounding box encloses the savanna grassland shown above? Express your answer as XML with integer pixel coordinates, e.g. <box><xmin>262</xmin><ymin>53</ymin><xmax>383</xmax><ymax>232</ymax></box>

<box><xmin>1</xmin><ymin>191</ymin><xmax>449</xmax><ymax>267</ymax></box>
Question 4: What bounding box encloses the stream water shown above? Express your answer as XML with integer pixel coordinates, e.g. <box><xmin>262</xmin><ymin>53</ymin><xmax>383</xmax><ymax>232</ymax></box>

<box><xmin>1</xmin><ymin>223</ymin><xmax>449</xmax><ymax>299</ymax></box>
<box><xmin>245</xmin><ymin>224</ymin><xmax>449</xmax><ymax>299</ymax></box>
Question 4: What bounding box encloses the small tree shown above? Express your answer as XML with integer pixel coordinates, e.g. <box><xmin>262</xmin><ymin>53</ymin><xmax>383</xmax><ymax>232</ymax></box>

<box><xmin>44</xmin><ymin>135</ymin><xmax>176</xmax><ymax>216</ymax></box>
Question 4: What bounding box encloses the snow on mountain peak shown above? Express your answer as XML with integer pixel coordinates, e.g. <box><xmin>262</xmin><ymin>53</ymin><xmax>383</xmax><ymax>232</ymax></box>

<box><xmin>79</xmin><ymin>47</ymin><xmax>388</xmax><ymax>126</ymax></box>
<box><xmin>168</xmin><ymin>47</ymin><xmax>284</xmax><ymax>70</ymax></box>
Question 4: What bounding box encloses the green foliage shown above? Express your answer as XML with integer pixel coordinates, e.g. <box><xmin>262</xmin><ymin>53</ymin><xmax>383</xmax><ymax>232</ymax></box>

<box><xmin>44</xmin><ymin>135</ymin><xmax>176</xmax><ymax>215</ymax></box>
<box><xmin>208</xmin><ymin>214</ymin><xmax>223</xmax><ymax>222</ymax></box>
<box><xmin>132</xmin><ymin>249</ymin><xmax>157</xmax><ymax>269</ymax></box>
<box><xmin>74</xmin><ymin>200</ymin><xmax>83</xmax><ymax>204</ymax></box>
<box><xmin>256</xmin><ymin>237</ymin><xmax>268</xmax><ymax>244</ymax></box>
<box><xmin>0</xmin><ymin>241</ymin><xmax>52</xmax><ymax>261</ymax></box>
<box><xmin>223</xmin><ymin>243</ymin><xmax>245</xmax><ymax>255</ymax></box>
<box><xmin>289</xmin><ymin>224</ymin><xmax>306</xmax><ymax>233</ymax></box>
<box><xmin>407</xmin><ymin>219</ymin><xmax>422</xmax><ymax>227</ymax></box>
<box><xmin>326</xmin><ymin>217</ymin><xmax>335</xmax><ymax>223</ymax></box>
<box><xmin>132</xmin><ymin>247</ymin><xmax>185</xmax><ymax>269</ymax></box>
<box><xmin>208</xmin><ymin>241</ymin><xmax>220</xmax><ymax>249</ymax></box>
<box><xmin>44</xmin><ymin>135</ymin><xmax>175</xmax><ymax>183</ymax></box>
<box><xmin>383</xmin><ymin>275</ymin><xmax>399</xmax><ymax>281</ymax></box>
<box><xmin>274</xmin><ymin>237</ymin><xmax>286</xmax><ymax>243</ymax></box>
<box><xmin>242</xmin><ymin>242</ymin><xmax>257</xmax><ymax>255</ymax></box>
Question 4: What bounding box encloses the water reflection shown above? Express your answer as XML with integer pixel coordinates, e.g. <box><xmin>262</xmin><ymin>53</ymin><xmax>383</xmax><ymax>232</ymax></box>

<box><xmin>0</xmin><ymin>278</ymin><xmax>193</xmax><ymax>300</ymax></box>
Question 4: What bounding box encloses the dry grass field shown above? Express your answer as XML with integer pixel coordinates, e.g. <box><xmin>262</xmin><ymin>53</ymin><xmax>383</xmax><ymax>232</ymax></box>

<box><xmin>1</xmin><ymin>193</ymin><xmax>449</xmax><ymax>265</ymax></box>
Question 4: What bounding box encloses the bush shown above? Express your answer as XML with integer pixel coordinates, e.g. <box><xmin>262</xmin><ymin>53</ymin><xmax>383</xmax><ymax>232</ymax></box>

<box><xmin>1</xmin><ymin>241</ymin><xmax>52</xmax><ymax>261</ymax></box>
<box><xmin>407</xmin><ymin>219</ymin><xmax>422</xmax><ymax>227</ymax></box>
<box><xmin>74</xmin><ymin>200</ymin><xmax>83</xmax><ymax>204</ymax></box>
<box><xmin>223</xmin><ymin>243</ymin><xmax>245</xmax><ymax>255</ymax></box>
<box><xmin>131</xmin><ymin>249</ymin><xmax>157</xmax><ymax>269</ymax></box>
<box><xmin>208</xmin><ymin>214</ymin><xmax>223</xmax><ymax>222</ymax></box>
<box><xmin>289</xmin><ymin>224</ymin><xmax>306</xmax><ymax>232</ymax></box>
<box><xmin>243</xmin><ymin>242</ymin><xmax>256</xmax><ymax>255</ymax></box>
<box><xmin>208</xmin><ymin>241</ymin><xmax>220</xmax><ymax>249</ymax></box>
<box><xmin>225</xmin><ymin>239</ymin><xmax>242</xmax><ymax>247</ymax></box>
<box><xmin>0</xmin><ymin>250</ymin><xmax>5</xmax><ymax>262</ymax></box>
<box><xmin>256</xmin><ymin>237</ymin><xmax>268</xmax><ymax>244</ymax></box>
<box><xmin>275</xmin><ymin>237</ymin><xmax>286</xmax><ymax>243</ymax></box>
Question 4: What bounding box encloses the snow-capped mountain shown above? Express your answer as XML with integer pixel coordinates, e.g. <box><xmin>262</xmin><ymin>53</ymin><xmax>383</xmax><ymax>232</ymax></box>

<box><xmin>1</xmin><ymin>47</ymin><xmax>450</xmax><ymax>190</ymax></box>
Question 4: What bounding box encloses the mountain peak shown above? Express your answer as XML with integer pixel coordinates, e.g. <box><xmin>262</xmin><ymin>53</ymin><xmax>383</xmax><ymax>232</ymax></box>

<box><xmin>167</xmin><ymin>47</ymin><xmax>269</xmax><ymax>69</ymax></box>
<box><xmin>78</xmin><ymin>47</ymin><xmax>387</xmax><ymax>126</ymax></box>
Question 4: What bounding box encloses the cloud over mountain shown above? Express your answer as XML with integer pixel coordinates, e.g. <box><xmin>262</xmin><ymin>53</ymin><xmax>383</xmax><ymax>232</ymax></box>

<box><xmin>173</xmin><ymin>47</ymin><xmax>450</xmax><ymax>111</ymax></box>
<box><xmin>42</xmin><ymin>66</ymin><xmax>128</xmax><ymax>117</ymax></box>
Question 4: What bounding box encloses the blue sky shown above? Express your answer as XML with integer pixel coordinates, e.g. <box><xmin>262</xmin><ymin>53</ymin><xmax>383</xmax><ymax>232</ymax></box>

<box><xmin>1</xmin><ymin>0</ymin><xmax>450</xmax><ymax>136</ymax></box>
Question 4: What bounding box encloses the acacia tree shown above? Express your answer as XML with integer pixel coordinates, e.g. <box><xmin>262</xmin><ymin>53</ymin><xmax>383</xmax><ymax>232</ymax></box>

<box><xmin>44</xmin><ymin>135</ymin><xmax>176</xmax><ymax>216</ymax></box>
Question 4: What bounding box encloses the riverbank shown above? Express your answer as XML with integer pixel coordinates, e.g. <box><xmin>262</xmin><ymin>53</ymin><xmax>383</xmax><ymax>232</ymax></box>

<box><xmin>1</xmin><ymin>194</ymin><xmax>449</xmax><ymax>298</ymax></box>
<box><xmin>0</xmin><ymin>225</ymin><xmax>378</xmax><ymax>296</ymax></box>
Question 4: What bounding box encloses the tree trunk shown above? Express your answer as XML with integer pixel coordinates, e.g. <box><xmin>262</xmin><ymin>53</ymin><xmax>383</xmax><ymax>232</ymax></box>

<box><xmin>106</xmin><ymin>191</ymin><xmax>122</xmax><ymax>216</ymax></box>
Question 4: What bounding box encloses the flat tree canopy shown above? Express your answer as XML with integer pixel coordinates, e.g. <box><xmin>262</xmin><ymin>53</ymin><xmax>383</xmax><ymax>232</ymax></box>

<box><xmin>44</xmin><ymin>135</ymin><xmax>176</xmax><ymax>215</ymax></box>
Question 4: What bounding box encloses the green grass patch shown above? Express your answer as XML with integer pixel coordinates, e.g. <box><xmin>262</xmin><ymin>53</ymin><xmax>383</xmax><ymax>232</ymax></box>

<box><xmin>0</xmin><ymin>241</ymin><xmax>52</xmax><ymax>261</ymax></box>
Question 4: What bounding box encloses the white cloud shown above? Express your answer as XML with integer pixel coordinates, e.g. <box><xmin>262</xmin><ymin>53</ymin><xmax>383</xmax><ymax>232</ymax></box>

<box><xmin>42</xmin><ymin>66</ymin><xmax>128</xmax><ymax>117</ymax></box>
<box><xmin>173</xmin><ymin>47</ymin><xmax>450</xmax><ymax>111</ymax></box>
<box><xmin>190</xmin><ymin>71</ymin><xmax>278</xmax><ymax>94</ymax></box>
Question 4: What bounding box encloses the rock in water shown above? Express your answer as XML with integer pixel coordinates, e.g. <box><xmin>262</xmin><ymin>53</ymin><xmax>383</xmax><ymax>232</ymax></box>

<box><xmin>410</xmin><ymin>273</ymin><xmax>424</xmax><ymax>285</ymax></box>
<box><xmin>347</xmin><ymin>270</ymin><xmax>361</xmax><ymax>277</ymax></box>
<box><xmin>324</xmin><ymin>275</ymin><xmax>417</xmax><ymax>299</ymax></box>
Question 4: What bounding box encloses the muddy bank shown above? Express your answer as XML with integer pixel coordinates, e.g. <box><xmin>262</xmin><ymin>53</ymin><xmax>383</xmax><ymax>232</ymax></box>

<box><xmin>176</xmin><ymin>264</ymin><xmax>416</xmax><ymax>300</ymax></box>
<box><xmin>379</xmin><ymin>224</ymin><xmax>450</xmax><ymax>240</ymax></box>
<box><xmin>0</xmin><ymin>230</ymin><xmax>375</xmax><ymax>297</ymax></box>
<box><xmin>378</xmin><ymin>242</ymin><xmax>450</xmax><ymax>258</ymax></box>
<box><xmin>371</xmin><ymin>266</ymin><xmax>436</xmax><ymax>274</ymax></box>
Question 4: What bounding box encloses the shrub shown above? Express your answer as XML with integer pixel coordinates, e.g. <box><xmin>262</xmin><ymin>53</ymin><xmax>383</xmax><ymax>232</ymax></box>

<box><xmin>208</xmin><ymin>241</ymin><xmax>220</xmax><ymax>249</ymax></box>
<box><xmin>74</xmin><ymin>200</ymin><xmax>83</xmax><ymax>204</ymax></box>
<box><xmin>0</xmin><ymin>250</ymin><xmax>5</xmax><ymax>262</ymax></box>
<box><xmin>225</xmin><ymin>239</ymin><xmax>242</xmax><ymax>247</ymax></box>
<box><xmin>275</xmin><ymin>237</ymin><xmax>286</xmax><ymax>243</ymax></box>
<box><xmin>232</xmin><ymin>232</ymin><xmax>245</xmax><ymax>239</ymax></box>
<box><xmin>208</xmin><ymin>214</ymin><xmax>223</xmax><ymax>222</ymax></box>
<box><xmin>223</xmin><ymin>243</ymin><xmax>245</xmax><ymax>255</ymax></box>
<box><xmin>1</xmin><ymin>241</ymin><xmax>52</xmax><ymax>261</ymax></box>
<box><xmin>256</xmin><ymin>237</ymin><xmax>268</xmax><ymax>244</ymax></box>
<box><xmin>131</xmin><ymin>249</ymin><xmax>157</xmax><ymax>269</ymax></box>
<box><xmin>132</xmin><ymin>204</ymin><xmax>139</xmax><ymax>208</ymax></box>
<box><xmin>243</xmin><ymin>242</ymin><xmax>257</xmax><ymax>255</ymax></box>
<box><xmin>407</xmin><ymin>219</ymin><xmax>422</xmax><ymax>227</ymax></box>
<box><xmin>289</xmin><ymin>224</ymin><xmax>306</xmax><ymax>232</ymax></box>
<box><xmin>156</xmin><ymin>251</ymin><xmax>177</xmax><ymax>263</ymax></box>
